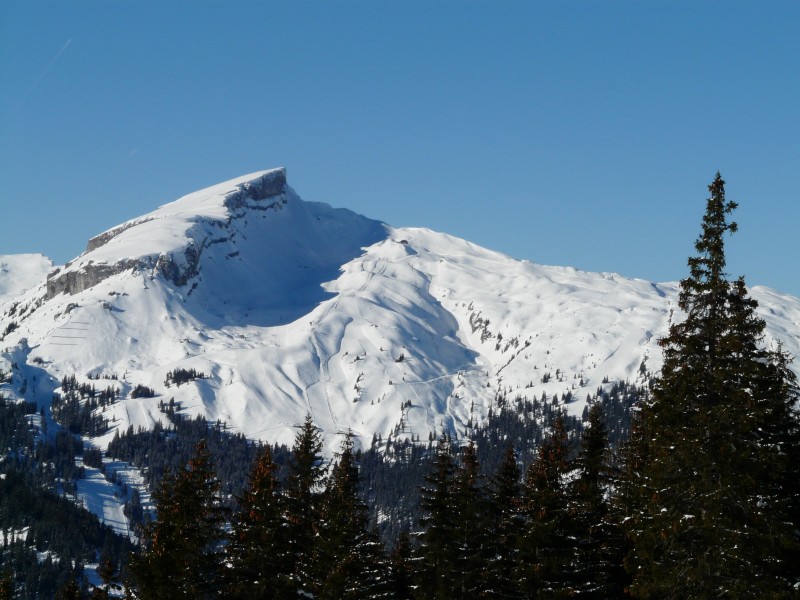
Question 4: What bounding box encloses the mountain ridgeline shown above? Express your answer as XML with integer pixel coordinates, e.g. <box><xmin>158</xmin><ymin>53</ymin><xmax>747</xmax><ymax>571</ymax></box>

<box><xmin>0</xmin><ymin>170</ymin><xmax>798</xmax><ymax>597</ymax></box>
<box><xmin>1</xmin><ymin>168</ymin><xmax>797</xmax><ymax>456</ymax></box>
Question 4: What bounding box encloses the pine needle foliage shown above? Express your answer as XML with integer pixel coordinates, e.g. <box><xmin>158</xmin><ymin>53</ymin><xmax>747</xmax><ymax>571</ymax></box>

<box><xmin>567</xmin><ymin>403</ymin><xmax>627</xmax><ymax>599</ymax></box>
<box><xmin>415</xmin><ymin>435</ymin><xmax>460</xmax><ymax>599</ymax></box>
<box><xmin>483</xmin><ymin>444</ymin><xmax>524</xmax><ymax>599</ymax></box>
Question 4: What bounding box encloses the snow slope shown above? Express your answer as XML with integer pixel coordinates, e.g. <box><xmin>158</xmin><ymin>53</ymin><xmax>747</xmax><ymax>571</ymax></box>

<box><xmin>0</xmin><ymin>254</ymin><xmax>53</xmax><ymax>304</ymax></box>
<box><xmin>1</xmin><ymin>168</ymin><xmax>799</xmax><ymax>458</ymax></box>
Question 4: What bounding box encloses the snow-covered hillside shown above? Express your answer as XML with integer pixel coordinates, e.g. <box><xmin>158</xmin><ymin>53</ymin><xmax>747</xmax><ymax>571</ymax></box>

<box><xmin>1</xmin><ymin>168</ymin><xmax>799</xmax><ymax>455</ymax></box>
<box><xmin>0</xmin><ymin>254</ymin><xmax>53</xmax><ymax>304</ymax></box>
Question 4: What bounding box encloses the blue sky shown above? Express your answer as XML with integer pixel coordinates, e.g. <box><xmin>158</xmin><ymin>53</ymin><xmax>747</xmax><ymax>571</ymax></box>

<box><xmin>1</xmin><ymin>1</ymin><xmax>798</xmax><ymax>297</ymax></box>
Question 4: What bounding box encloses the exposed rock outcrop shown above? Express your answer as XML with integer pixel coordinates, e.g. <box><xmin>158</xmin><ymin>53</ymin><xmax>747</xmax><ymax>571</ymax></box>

<box><xmin>86</xmin><ymin>218</ymin><xmax>156</xmax><ymax>253</ymax></box>
<box><xmin>46</xmin><ymin>259</ymin><xmax>145</xmax><ymax>298</ymax></box>
<box><xmin>223</xmin><ymin>168</ymin><xmax>287</xmax><ymax>210</ymax></box>
<box><xmin>44</xmin><ymin>169</ymin><xmax>289</xmax><ymax>300</ymax></box>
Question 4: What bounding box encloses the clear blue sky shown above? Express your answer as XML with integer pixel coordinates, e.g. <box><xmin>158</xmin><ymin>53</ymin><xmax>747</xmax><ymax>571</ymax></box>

<box><xmin>2</xmin><ymin>1</ymin><xmax>798</xmax><ymax>297</ymax></box>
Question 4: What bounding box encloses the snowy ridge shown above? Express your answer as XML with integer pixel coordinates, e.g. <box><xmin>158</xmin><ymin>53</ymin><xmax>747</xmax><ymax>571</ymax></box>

<box><xmin>1</xmin><ymin>169</ymin><xmax>799</xmax><ymax>461</ymax></box>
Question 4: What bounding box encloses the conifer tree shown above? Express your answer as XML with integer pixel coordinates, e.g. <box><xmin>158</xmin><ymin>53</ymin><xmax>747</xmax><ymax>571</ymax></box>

<box><xmin>517</xmin><ymin>413</ymin><xmax>572</xmax><ymax>599</ymax></box>
<box><xmin>96</xmin><ymin>554</ymin><xmax>116</xmax><ymax>594</ymax></box>
<box><xmin>484</xmin><ymin>444</ymin><xmax>523</xmax><ymax>599</ymax></box>
<box><xmin>415</xmin><ymin>435</ymin><xmax>459</xmax><ymax>599</ymax></box>
<box><xmin>92</xmin><ymin>555</ymin><xmax>115</xmax><ymax>599</ymax></box>
<box><xmin>567</xmin><ymin>403</ymin><xmax>626</xmax><ymax>599</ymax></box>
<box><xmin>0</xmin><ymin>571</ymin><xmax>11</xmax><ymax>600</ymax></box>
<box><xmin>130</xmin><ymin>439</ymin><xmax>228</xmax><ymax>599</ymax></box>
<box><xmin>308</xmin><ymin>432</ymin><xmax>391</xmax><ymax>599</ymax></box>
<box><xmin>388</xmin><ymin>530</ymin><xmax>415</xmax><ymax>600</ymax></box>
<box><xmin>227</xmin><ymin>444</ymin><xmax>291</xmax><ymax>599</ymax></box>
<box><xmin>55</xmin><ymin>576</ymin><xmax>81</xmax><ymax>600</ymax></box>
<box><xmin>283</xmin><ymin>414</ymin><xmax>327</xmax><ymax>595</ymax></box>
<box><xmin>450</xmin><ymin>440</ymin><xmax>489</xmax><ymax>598</ymax></box>
<box><xmin>623</xmin><ymin>173</ymin><xmax>800</xmax><ymax>598</ymax></box>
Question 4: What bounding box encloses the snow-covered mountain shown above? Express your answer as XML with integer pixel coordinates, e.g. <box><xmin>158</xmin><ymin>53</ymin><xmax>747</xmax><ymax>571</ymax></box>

<box><xmin>0</xmin><ymin>254</ymin><xmax>52</xmax><ymax>304</ymax></box>
<box><xmin>2</xmin><ymin>168</ymin><xmax>799</xmax><ymax>454</ymax></box>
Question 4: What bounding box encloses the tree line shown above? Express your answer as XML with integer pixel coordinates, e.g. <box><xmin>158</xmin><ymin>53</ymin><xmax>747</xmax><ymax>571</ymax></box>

<box><xmin>129</xmin><ymin>410</ymin><xmax>624</xmax><ymax>599</ymax></box>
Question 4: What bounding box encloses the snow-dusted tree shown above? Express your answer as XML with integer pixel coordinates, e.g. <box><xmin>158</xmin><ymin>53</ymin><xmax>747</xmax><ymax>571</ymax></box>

<box><xmin>623</xmin><ymin>173</ymin><xmax>800</xmax><ymax>598</ymax></box>
<box><xmin>566</xmin><ymin>403</ymin><xmax>626</xmax><ymax>599</ymax></box>
<box><xmin>483</xmin><ymin>444</ymin><xmax>524</xmax><ymax>599</ymax></box>
<box><xmin>388</xmin><ymin>530</ymin><xmax>415</xmax><ymax>600</ymax></box>
<box><xmin>449</xmin><ymin>440</ymin><xmax>490</xmax><ymax>598</ymax></box>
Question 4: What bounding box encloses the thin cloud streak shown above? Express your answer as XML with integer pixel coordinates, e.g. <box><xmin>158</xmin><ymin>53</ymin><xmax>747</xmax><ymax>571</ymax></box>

<box><xmin>105</xmin><ymin>148</ymin><xmax>139</xmax><ymax>180</ymax></box>
<box><xmin>13</xmin><ymin>38</ymin><xmax>72</xmax><ymax>110</ymax></box>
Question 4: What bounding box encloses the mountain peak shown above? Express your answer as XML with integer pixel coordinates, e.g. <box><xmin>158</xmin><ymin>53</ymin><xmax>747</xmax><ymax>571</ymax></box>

<box><xmin>85</xmin><ymin>167</ymin><xmax>288</xmax><ymax>255</ymax></box>
<box><xmin>46</xmin><ymin>168</ymin><xmax>291</xmax><ymax>298</ymax></box>
<box><xmin>222</xmin><ymin>167</ymin><xmax>287</xmax><ymax>209</ymax></box>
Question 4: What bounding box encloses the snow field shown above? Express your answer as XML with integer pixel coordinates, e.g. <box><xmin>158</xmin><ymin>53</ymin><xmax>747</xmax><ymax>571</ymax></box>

<box><xmin>0</xmin><ymin>169</ymin><xmax>798</xmax><ymax>458</ymax></box>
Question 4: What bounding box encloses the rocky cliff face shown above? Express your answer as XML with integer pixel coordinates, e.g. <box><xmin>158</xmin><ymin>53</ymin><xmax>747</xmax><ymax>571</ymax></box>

<box><xmin>223</xmin><ymin>168</ymin><xmax>287</xmax><ymax>210</ymax></box>
<box><xmin>45</xmin><ymin>260</ymin><xmax>143</xmax><ymax>298</ymax></box>
<box><xmin>44</xmin><ymin>169</ymin><xmax>289</xmax><ymax>299</ymax></box>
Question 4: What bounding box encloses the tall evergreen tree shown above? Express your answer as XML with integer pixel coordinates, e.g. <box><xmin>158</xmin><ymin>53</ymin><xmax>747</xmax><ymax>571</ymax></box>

<box><xmin>0</xmin><ymin>570</ymin><xmax>11</xmax><ymax>600</ymax></box>
<box><xmin>308</xmin><ymin>432</ymin><xmax>390</xmax><ymax>599</ymax></box>
<box><xmin>130</xmin><ymin>439</ymin><xmax>228</xmax><ymax>599</ymax></box>
<box><xmin>567</xmin><ymin>403</ymin><xmax>626</xmax><ymax>599</ymax></box>
<box><xmin>449</xmin><ymin>440</ymin><xmax>489</xmax><ymax>599</ymax></box>
<box><xmin>54</xmin><ymin>576</ymin><xmax>82</xmax><ymax>600</ymax></box>
<box><xmin>623</xmin><ymin>173</ymin><xmax>800</xmax><ymax>598</ymax></box>
<box><xmin>388</xmin><ymin>530</ymin><xmax>415</xmax><ymax>600</ymax></box>
<box><xmin>227</xmin><ymin>444</ymin><xmax>291</xmax><ymax>599</ymax></box>
<box><xmin>283</xmin><ymin>414</ymin><xmax>327</xmax><ymax>596</ymax></box>
<box><xmin>484</xmin><ymin>444</ymin><xmax>523</xmax><ymax>599</ymax></box>
<box><xmin>517</xmin><ymin>413</ymin><xmax>573</xmax><ymax>599</ymax></box>
<box><xmin>415</xmin><ymin>435</ymin><xmax>459</xmax><ymax>600</ymax></box>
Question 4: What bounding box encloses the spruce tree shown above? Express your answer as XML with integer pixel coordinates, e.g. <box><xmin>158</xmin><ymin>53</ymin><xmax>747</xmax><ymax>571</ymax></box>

<box><xmin>308</xmin><ymin>432</ymin><xmax>390</xmax><ymax>599</ymax></box>
<box><xmin>623</xmin><ymin>173</ymin><xmax>800</xmax><ymax>598</ymax></box>
<box><xmin>517</xmin><ymin>413</ymin><xmax>573</xmax><ymax>599</ymax></box>
<box><xmin>283</xmin><ymin>414</ymin><xmax>327</xmax><ymax>596</ymax></box>
<box><xmin>54</xmin><ymin>576</ymin><xmax>81</xmax><ymax>600</ymax></box>
<box><xmin>567</xmin><ymin>403</ymin><xmax>626</xmax><ymax>599</ymax></box>
<box><xmin>130</xmin><ymin>439</ymin><xmax>228</xmax><ymax>599</ymax></box>
<box><xmin>415</xmin><ymin>435</ymin><xmax>459</xmax><ymax>599</ymax></box>
<box><xmin>450</xmin><ymin>440</ymin><xmax>489</xmax><ymax>599</ymax></box>
<box><xmin>227</xmin><ymin>444</ymin><xmax>291</xmax><ymax>599</ymax></box>
<box><xmin>484</xmin><ymin>444</ymin><xmax>523</xmax><ymax>599</ymax></box>
<box><xmin>0</xmin><ymin>571</ymin><xmax>11</xmax><ymax>600</ymax></box>
<box><xmin>388</xmin><ymin>530</ymin><xmax>415</xmax><ymax>600</ymax></box>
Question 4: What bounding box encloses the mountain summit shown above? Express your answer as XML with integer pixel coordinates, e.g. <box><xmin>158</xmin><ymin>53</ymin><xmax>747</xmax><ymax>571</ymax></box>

<box><xmin>1</xmin><ymin>169</ymin><xmax>798</xmax><ymax>453</ymax></box>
